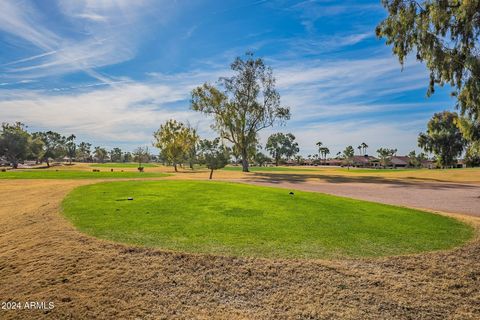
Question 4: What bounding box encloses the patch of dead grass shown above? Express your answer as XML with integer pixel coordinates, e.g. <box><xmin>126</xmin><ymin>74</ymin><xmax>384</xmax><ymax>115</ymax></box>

<box><xmin>0</xmin><ymin>179</ymin><xmax>479</xmax><ymax>319</ymax></box>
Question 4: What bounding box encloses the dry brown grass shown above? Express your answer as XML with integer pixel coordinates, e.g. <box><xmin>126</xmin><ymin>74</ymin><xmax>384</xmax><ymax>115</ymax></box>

<box><xmin>0</xmin><ymin>179</ymin><xmax>479</xmax><ymax>319</ymax></box>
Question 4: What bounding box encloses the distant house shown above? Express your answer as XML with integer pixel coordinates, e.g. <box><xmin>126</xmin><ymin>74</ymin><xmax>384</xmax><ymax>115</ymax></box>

<box><xmin>456</xmin><ymin>159</ymin><xmax>467</xmax><ymax>168</ymax></box>
<box><xmin>352</xmin><ymin>155</ymin><xmax>378</xmax><ymax>168</ymax></box>
<box><xmin>390</xmin><ymin>156</ymin><xmax>410</xmax><ymax>168</ymax></box>
<box><xmin>421</xmin><ymin>159</ymin><xmax>435</xmax><ymax>169</ymax></box>
<box><xmin>323</xmin><ymin>159</ymin><xmax>343</xmax><ymax>166</ymax></box>
<box><xmin>285</xmin><ymin>160</ymin><xmax>297</xmax><ymax>166</ymax></box>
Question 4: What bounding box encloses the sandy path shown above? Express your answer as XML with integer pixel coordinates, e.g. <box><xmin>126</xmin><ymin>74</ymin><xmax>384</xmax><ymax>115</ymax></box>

<box><xmin>1</xmin><ymin>179</ymin><xmax>480</xmax><ymax>319</ymax></box>
<box><xmin>237</xmin><ymin>178</ymin><xmax>480</xmax><ymax>217</ymax></box>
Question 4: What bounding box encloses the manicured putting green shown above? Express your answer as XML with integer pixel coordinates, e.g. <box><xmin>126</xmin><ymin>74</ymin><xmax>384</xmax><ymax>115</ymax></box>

<box><xmin>0</xmin><ymin>170</ymin><xmax>169</xmax><ymax>179</ymax></box>
<box><xmin>62</xmin><ymin>180</ymin><xmax>473</xmax><ymax>259</ymax></box>
<box><xmin>90</xmin><ymin>163</ymin><xmax>158</xmax><ymax>168</ymax></box>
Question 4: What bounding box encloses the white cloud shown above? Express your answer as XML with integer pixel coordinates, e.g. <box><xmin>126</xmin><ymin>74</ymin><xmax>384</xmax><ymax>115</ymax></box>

<box><xmin>0</xmin><ymin>0</ymin><xmax>174</xmax><ymax>84</ymax></box>
<box><xmin>0</xmin><ymin>81</ymin><xmax>213</xmax><ymax>150</ymax></box>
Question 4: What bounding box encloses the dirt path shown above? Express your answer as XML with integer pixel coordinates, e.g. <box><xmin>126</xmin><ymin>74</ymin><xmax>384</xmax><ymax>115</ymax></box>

<box><xmin>237</xmin><ymin>178</ymin><xmax>480</xmax><ymax>217</ymax></box>
<box><xmin>1</xmin><ymin>180</ymin><xmax>480</xmax><ymax>319</ymax></box>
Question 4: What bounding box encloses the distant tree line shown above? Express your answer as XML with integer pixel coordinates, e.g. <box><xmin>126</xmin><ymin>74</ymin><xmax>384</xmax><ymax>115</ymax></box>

<box><xmin>0</xmin><ymin>122</ymin><xmax>152</xmax><ymax>169</ymax></box>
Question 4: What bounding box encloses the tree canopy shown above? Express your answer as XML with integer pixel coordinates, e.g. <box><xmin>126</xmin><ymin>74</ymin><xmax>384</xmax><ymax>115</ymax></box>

<box><xmin>76</xmin><ymin>142</ymin><xmax>92</xmax><ymax>162</ymax></box>
<box><xmin>342</xmin><ymin>145</ymin><xmax>355</xmax><ymax>169</ymax></box>
<box><xmin>94</xmin><ymin>146</ymin><xmax>108</xmax><ymax>163</ymax></box>
<box><xmin>265</xmin><ymin>132</ymin><xmax>299</xmax><ymax>166</ymax></box>
<box><xmin>191</xmin><ymin>52</ymin><xmax>290</xmax><ymax>172</ymax></box>
<box><xmin>133</xmin><ymin>146</ymin><xmax>150</xmax><ymax>168</ymax></box>
<box><xmin>110</xmin><ymin>147</ymin><xmax>123</xmax><ymax>163</ymax></box>
<box><xmin>418</xmin><ymin>111</ymin><xmax>465</xmax><ymax>167</ymax></box>
<box><xmin>153</xmin><ymin>119</ymin><xmax>197</xmax><ymax>172</ymax></box>
<box><xmin>198</xmin><ymin>138</ymin><xmax>230</xmax><ymax>179</ymax></box>
<box><xmin>32</xmin><ymin>131</ymin><xmax>66</xmax><ymax>167</ymax></box>
<box><xmin>0</xmin><ymin>122</ymin><xmax>31</xmax><ymax>168</ymax></box>
<box><xmin>456</xmin><ymin>116</ymin><xmax>480</xmax><ymax>166</ymax></box>
<box><xmin>376</xmin><ymin>0</ymin><xmax>480</xmax><ymax>120</ymax></box>
<box><xmin>65</xmin><ymin>134</ymin><xmax>76</xmax><ymax>164</ymax></box>
<box><xmin>377</xmin><ymin>147</ymin><xmax>398</xmax><ymax>168</ymax></box>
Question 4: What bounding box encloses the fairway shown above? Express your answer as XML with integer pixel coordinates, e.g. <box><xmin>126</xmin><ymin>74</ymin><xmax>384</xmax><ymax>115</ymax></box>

<box><xmin>62</xmin><ymin>180</ymin><xmax>473</xmax><ymax>259</ymax></box>
<box><xmin>222</xmin><ymin>166</ymin><xmax>318</xmax><ymax>172</ymax></box>
<box><xmin>0</xmin><ymin>170</ymin><xmax>169</xmax><ymax>179</ymax></box>
<box><xmin>90</xmin><ymin>163</ymin><xmax>158</xmax><ymax>168</ymax></box>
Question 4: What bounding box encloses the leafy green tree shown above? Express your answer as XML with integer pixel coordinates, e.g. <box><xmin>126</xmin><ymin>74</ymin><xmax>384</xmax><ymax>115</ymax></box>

<box><xmin>133</xmin><ymin>146</ymin><xmax>150</xmax><ymax>168</ymax></box>
<box><xmin>418</xmin><ymin>111</ymin><xmax>465</xmax><ymax>168</ymax></box>
<box><xmin>456</xmin><ymin>116</ymin><xmax>480</xmax><ymax>167</ymax></box>
<box><xmin>28</xmin><ymin>136</ymin><xmax>45</xmax><ymax>163</ymax></box>
<box><xmin>342</xmin><ymin>145</ymin><xmax>355</xmax><ymax>169</ymax></box>
<box><xmin>123</xmin><ymin>152</ymin><xmax>132</xmax><ymax>163</ymax></box>
<box><xmin>377</xmin><ymin>148</ymin><xmax>398</xmax><ymax>168</ymax></box>
<box><xmin>33</xmin><ymin>131</ymin><xmax>66</xmax><ymax>167</ymax></box>
<box><xmin>65</xmin><ymin>134</ymin><xmax>76</xmax><ymax>164</ymax></box>
<box><xmin>153</xmin><ymin>119</ymin><xmax>195</xmax><ymax>172</ymax></box>
<box><xmin>254</xmin><ymin>151</ymin><xmax>271</xmax><ymax>167</ymax></box>
<box><xmin>408</xmin><ymin>150</ymin><xmax>428</xmax><ymax>168</ymax></box>
<box><xmin>265</xmin><ymin>133</ymin><xmax>299</xmax><ymax>166</ymax></box>
<box><xmin>464</xmin><ymin>142</ymin><xmax>480</xmax><ymax>167</ymax></box>
<box><xmin>0</xmin><ymin>122</ymin><xmax>31</xmax><ymax>168</ymax></box>
<box><xmin>198</xmin><ymin>138</ymin><xmax>230</xmax><ymax>179</ymax></box>
<box><xmin>76</xmin><ymin>142</ymin><xmax>92</xmax><ymax>162</ymax></box>
<box><xmin>191</xmin><ymin>52</ymin><xmax>290</xmax><ymax>172</ymax></box>
<box><xmin>110</xmin><ymin>147</ymin><xmax>123</xmax><ymax>163</ymax></box>
<box><xmin>94</xmin><ymin>146</ymin><xmax>108</xmax><ymax>163</ymax></box>
<box><xmin>376</xmin><ymin>0</ymin><xmax>480</xmax><ymax>120</ymax></box>
<box><xmin>185</xmin><ymin>125</ymin><xmax>199</xmax><ymax>170</ymax></box>
<box><xmin>294</xmin><ymin>155</ymin><xmax>303</xmax><ymax>165</ymax></box>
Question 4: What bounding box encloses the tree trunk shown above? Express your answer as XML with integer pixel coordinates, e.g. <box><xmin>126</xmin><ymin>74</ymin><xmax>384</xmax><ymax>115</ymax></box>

<box><xmin>174</xmin><ymin>163</ymin><xmax>178</xmax><ymax>172</ymax></box>
<box><xmin>275</xmin><ymin>157</ymin><xmax>279</xmax><ymax>166</ymax></box>
<box><xmin>46</xmin><ymin>158</ymin><xmax>50</xmax><ymax>167</ymax></box>
<box><xmin>241</xmin><ymin>148</ymin><xmax>249</xmax><ymax>172</ymax></box>
<box><xmin>209</xmin><ymin>168</ymin><xmax>213</xmax><ymax>180</ymax></box>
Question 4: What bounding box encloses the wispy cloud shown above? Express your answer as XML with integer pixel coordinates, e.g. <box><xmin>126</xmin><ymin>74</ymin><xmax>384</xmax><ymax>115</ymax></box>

<box><xmin>0</xmin><ymin>0</ymin><xmax>171</xmax><ymax>84</ymax></box>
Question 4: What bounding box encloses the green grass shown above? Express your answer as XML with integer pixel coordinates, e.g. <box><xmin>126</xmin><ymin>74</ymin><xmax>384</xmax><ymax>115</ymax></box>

<box><xmin>222</xmin><ymin>166</ymin><xmax>318</xmax><ymax>172</ymax></box>
<box><xmin>0</xmin><ymin>170</ymin><xmax>169</xmax><ymax>179</ymax></box>
<box><xmin>62</xmin><ymin>180</ymin><xmax>473</xmax><ymax>259</ymax></box>
<box><xmin>90</xmin><ymin>163</ymin><xmax>158</xmax><ymax>168</ymax></box>
<box><xmin>91</xmin><ymin>162</ymin><xmax>159</xmax><ymax>168</ymax></box>
<box><xmin>335</xmin><ymin>168</ymin><xmax>418</xmax><ymax>173</ymax></box>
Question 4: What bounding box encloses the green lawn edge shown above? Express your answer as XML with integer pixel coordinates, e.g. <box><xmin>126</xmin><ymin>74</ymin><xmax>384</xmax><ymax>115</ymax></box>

<box><xmin>61</xmin><ymin>180</ymin><xmax>475</xmax><ymax>260</ymax></box>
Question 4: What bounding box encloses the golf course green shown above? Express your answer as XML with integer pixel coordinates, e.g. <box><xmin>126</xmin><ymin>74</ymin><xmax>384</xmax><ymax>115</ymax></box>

<box><xmin>62</xmin><ymin>180</ymin><xmax>473</xmax><ymax>259</ymax></box>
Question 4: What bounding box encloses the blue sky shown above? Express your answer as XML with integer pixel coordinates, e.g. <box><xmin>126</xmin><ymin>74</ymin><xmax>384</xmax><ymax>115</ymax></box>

<box><xmin>0</xmin><ymin>0</ymin><xmax>456</xmax><ymax>156</ymax></box>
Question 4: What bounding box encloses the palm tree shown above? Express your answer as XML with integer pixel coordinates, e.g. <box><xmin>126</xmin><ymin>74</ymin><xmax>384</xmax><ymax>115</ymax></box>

<box><xmin>357</xmin><ymin>145</ymin><xmax>362</xmax><ymax>155</ymax></box>
<box><xmin>361</xmin><ymin>142</ymin><xmax>368</xmax><ymax>155</ymax></box>
<box><xmin>319</xmin><ymin>147</ymin><xmax>330</xmax><ymax>164</ymax></box>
